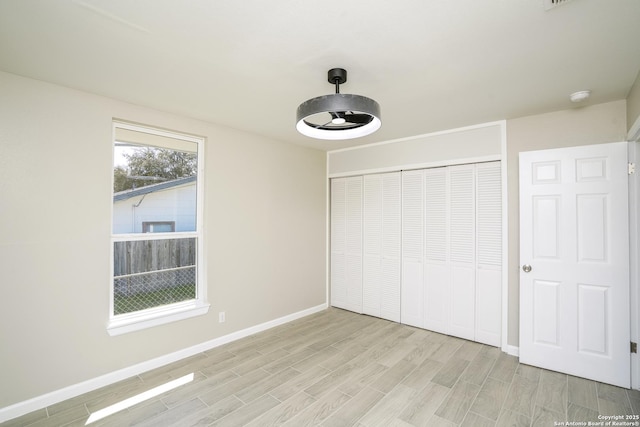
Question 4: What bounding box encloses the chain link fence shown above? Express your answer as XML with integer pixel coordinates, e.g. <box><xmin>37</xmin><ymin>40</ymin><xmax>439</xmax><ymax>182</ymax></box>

<box><xmin>114</xmin><ymin>265</ymin><xmax>196</xmax><ymax>315</ymax></box>
<box><xmin>113</xmin><ymin>237</ymin><xmax>196</xmax><ymax>315</ymax></box>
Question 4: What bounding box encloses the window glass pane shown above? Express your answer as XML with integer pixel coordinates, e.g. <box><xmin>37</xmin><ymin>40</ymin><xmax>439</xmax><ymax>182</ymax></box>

<box><xmin>113</xmin><ymin>238</ymin><xmax>196</xmax><ymax>315</ymax></box>
<box><xmin>113</xmin><ymin>130</ymin><xmax>197</xmax><ymax>235</ymax></box>
<box><xmin>143</xmin><ymin>222</ymin><xmax>175</xmax><ymax>233</ymax></box>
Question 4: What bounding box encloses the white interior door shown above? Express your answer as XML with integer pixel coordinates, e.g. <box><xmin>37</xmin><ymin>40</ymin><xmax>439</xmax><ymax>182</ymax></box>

<box><xmin>519</xmin><ymin>141</ymin><xmax>630</xmax><ymax>388</ymax></box>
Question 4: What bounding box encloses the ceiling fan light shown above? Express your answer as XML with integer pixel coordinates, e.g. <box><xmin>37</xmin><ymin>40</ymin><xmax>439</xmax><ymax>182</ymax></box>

<box><xmin>296</xmin><ymin>115</ymin><xmax>381</xmax><ymax>140</ymax></box>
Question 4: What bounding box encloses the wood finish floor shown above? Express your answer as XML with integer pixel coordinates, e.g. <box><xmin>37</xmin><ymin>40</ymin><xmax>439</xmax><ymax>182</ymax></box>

<box><xmin>4</xmin><ymin>308</ymin><xmax>639</xmax><ymax>427</ymax></box>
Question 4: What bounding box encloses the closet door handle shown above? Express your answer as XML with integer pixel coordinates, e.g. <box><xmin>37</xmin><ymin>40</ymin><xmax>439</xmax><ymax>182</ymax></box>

<box><xmin>522</xmin><ymin>264</ymin><xmax>532</xmax><ymax>273</ymax></box>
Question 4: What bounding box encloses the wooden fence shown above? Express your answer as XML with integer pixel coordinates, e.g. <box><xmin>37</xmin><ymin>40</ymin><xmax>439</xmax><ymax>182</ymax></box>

<box><xmin>114</xmin><ymin>237</ymin><xmax>196</xmax><ymax>276</ymax></box>
<box><xmin>113</xmin><ymin>237</ymin><xmax>196</xmax><ymax>296</ymax></box>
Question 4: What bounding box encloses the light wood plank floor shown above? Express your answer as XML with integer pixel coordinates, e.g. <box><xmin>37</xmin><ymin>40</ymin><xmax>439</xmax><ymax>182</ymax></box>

<box><xmin>4</xmin><ymin>308</ymin><xmax>639</xmax><ymax>426</ymax></box>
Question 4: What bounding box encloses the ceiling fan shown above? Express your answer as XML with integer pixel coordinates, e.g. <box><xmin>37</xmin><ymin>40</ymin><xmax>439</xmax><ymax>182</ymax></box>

<box><xmin>296</xmin><ymin>68</ymin><xmax>381</xmax><ymax>140</ymax></box>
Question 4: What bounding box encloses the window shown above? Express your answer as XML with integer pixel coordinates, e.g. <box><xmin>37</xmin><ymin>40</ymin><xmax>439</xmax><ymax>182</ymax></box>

<box><xmin>108</xmin><ymin>121</ymin><xmax>208</xmax><ymax>335</ymax></box>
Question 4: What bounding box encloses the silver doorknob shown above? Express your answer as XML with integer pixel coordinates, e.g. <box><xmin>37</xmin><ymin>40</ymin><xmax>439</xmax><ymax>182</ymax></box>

<box><xmin>522</xmin><ymin>265</ymin><xmax>532</xmax><ymax>273</ymax></box>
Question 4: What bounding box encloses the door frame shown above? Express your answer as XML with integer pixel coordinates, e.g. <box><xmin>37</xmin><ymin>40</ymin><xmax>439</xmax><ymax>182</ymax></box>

<box><xmin>629</xmin><ymin>140</ymin><xmax>640</xmax><ymax>390</ymax></box>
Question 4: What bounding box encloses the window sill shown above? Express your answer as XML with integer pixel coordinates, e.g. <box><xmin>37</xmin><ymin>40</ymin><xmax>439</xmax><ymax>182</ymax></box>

<box><xmin>107</xmin><ymin>301</ymin><xmax>210</xmax><ymax>336</ymax></box>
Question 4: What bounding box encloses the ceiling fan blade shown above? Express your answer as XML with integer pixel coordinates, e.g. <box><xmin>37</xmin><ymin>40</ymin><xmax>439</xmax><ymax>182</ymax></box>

<box><xmin>304</xmin><ymin>111</ymin><xmax>373</xmax><ymax>131</ymax></box>
<box><xmin>305</xmin><ymin>119</ymin><xmax>333</xmax><ymax>129</ymax></box>
<box><xmin>343</xmin><ymin>113</ymin><xmax>373</xmax><ymax>124</ymax></box>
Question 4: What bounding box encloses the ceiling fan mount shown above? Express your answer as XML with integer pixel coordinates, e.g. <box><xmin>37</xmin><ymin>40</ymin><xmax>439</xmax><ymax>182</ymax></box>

<box><xmin>328</xmin><ymin>68</ymin><xmax>347</xmax><ymax>88</ymax></box>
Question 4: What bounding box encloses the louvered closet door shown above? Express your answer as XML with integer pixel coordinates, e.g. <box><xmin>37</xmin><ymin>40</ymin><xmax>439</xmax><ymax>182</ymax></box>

<box><xmin>475</xmin><ymin>162</ymin><xmax>502</xmax><ymax>346</ymax></box>
<box><xmin>363</xmin><ymin>175</ymin><xmax>383</xmax><ymax>317</ymax></box>
<box><xmin>333</xmin><ymin>162</ymin><xmax>503</xmax><ymax>346</ymax></box>
<box><xmin>381</xmin><ymin>173</ymin><xmax>401</xmax><ymax>321</ymax></box>
<box><xmin>330</xmin><ymin>176</ymin><xmax>363</xmax><ymax>313</ymax></box>
<box><xmin>424</xmin><ymin>168</ymin><xmax>449</xmax><ymax>334</ymax></box>
<box><xmin>401</xmin><ymin>170</ymin><xmax>425</xmax><ymax>328</ymax></box>
<box><xmin>345</xmin><ymin>177</ymin><xmax>363</xmax><ymax>313</ymax></box>
<box><xmin>448</xmin><ymin>164</ymin><xmax>476</xmax><ymax>340</ymax></box>
<box><xmin>330</xmin><ymin>178</ymin><xmax>347</xmax><ymax>309</ymax></box>
<box><xmin>363</xmin><ymin>173</ymin><xmax>401</xmax><ymax>321</ymax></box>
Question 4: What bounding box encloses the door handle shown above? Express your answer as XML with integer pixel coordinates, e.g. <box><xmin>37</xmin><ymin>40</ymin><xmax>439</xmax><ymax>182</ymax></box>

<box><xmin>522</xmin><ymin>264</ymin><xmax>532</xmax><ymax>273</ymax></box>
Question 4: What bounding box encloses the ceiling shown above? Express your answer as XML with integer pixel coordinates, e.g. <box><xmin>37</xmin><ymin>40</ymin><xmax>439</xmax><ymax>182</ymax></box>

<box><xmin>1</xmin><ymin>0</ymin><xmax>639</xmax><ymax>151</ymax></box>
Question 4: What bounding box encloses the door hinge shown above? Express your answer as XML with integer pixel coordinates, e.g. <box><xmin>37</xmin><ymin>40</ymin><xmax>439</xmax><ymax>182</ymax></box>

<box><xmin>629</xmin><ymin>163</ymin><xmax>636</xmax><ymax>175</ymax></box>
<box><xmin>632</xmin><ymin>342</ymin><xmax>637</xmax><ymax>354</ymax></box>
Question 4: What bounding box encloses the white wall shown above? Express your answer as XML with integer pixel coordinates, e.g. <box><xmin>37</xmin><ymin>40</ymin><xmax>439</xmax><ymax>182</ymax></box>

<box><xmin>628</xmin><ymin>71</ymin><xmax>640</xmax><ymax>142</ymax></box>
<box><xmin>0</xmin><ymin>71</ymin><xmax>326</xmax><ymax>410</ymax></box>
<box><xmin>328</xmin><ymin>122</ymin><xmax>503</xmax><ymax>176</ymax></box>
<box><xmin>628</xmin><ymin>71</ymin><xmax>640</xmax><ymax>136</ymax></box>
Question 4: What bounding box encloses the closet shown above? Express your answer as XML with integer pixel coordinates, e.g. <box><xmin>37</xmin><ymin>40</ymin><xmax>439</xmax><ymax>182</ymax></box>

<box><xmin>330</xmin><ymin>161</ymin><xmax>502</xmax><ymax>347</ymax></box>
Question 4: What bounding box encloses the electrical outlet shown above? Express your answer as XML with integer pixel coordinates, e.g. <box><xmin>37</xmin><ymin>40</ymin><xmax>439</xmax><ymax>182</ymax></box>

<box><xmin>218</xmin><ymin>312</ymin><xmax>226</xmax><ymax>323</ymax></box>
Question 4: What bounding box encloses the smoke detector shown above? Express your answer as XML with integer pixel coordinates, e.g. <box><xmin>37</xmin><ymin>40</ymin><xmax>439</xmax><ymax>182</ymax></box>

<box><xmin>544</xmin><ymin>0</ymin><xmax>574</xmax><ymax>11</ymax></box>
<box><xmin>570</xmin><ymin>90</ymin><xmax>591</xmax><ymax>103</ymax></box>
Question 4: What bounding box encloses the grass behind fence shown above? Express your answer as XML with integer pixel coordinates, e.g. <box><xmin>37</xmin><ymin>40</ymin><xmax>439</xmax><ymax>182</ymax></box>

<box><xmin>114</xmin><ymin>283</ymin><xmax>196</xmax><ymax>315</ymax></box>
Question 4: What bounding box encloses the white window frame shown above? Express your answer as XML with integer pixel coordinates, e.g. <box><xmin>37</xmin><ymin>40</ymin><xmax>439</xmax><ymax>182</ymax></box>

<box><xmin>108</xmin><ymin>121</ymin><xmax>209</xmax><ymax>336</ymax></box>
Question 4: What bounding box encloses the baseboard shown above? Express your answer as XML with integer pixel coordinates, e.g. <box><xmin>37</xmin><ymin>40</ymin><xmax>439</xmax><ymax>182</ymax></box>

<box><xmin>504</xmin><ymin>344</ymin><xmax>520</xmax><ymax>357</ymax></box>
<box><xmin>0</xmin><ymin>303</ymin><xmax>328</xmax><ymax>423</ymax></box>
